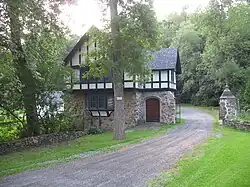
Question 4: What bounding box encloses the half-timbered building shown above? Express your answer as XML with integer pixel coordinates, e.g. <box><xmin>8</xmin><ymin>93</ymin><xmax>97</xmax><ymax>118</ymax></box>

<box><xmin>64</xmin><ymin>26</ymin><xmax>181</xmax><ymax>129</ymax></box>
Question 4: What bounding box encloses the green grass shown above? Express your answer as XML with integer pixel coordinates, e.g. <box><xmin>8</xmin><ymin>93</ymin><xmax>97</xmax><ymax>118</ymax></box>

<box><xmin>0</xmin><ymin>120</ymin><xmax>184</xmax><ymax>177</ymax></box>
<box><xmin>148</xmin><ymin>106</ymin><xmax>250</xmax><ymax>187</ymax></box>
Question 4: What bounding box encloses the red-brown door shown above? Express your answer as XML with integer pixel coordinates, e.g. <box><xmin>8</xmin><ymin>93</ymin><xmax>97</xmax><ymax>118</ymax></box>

<box><xmin>146</xmin><ymin>98</ymin><xmax>160</xmax><ymax>122</ymax></box>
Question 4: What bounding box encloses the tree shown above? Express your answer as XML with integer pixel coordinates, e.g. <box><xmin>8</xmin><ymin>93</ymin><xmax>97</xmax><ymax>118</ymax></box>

<box><xmin>86</xmin><ymin>0</ymin><xmax>158</xmax><ymax>139</ymax></box>
<box><xmin>110</xmin><ymin>0</ymin><xmax>125</xmax><ymax>140</ymax></box>
<box><xmin>170</xmin><ymin>21</ymin><xmax>203</xmax><ymax>104</ymax></box>
<box><xmin>160</xmin><ymin>0</ymin><xmax>250</xmax><ymax>107</ymax></box>
<box><xmin>1</xmin><ymin>0</ymin><xmax>69</xmax><ymax>137</ymax></box>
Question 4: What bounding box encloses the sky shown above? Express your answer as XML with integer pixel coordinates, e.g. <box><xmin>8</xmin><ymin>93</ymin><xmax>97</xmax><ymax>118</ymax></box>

<box><xmin>60</xmin><ymin>0</ymin><xmax>210</xmax><ymax>36</ymax></box>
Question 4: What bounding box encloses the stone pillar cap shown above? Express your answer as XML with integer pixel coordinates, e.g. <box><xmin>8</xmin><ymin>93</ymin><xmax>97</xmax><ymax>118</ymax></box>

<box><xmin>220</xmin><ymin>84</ymin><xmax>235</xmax><ymax>99</ymax></box>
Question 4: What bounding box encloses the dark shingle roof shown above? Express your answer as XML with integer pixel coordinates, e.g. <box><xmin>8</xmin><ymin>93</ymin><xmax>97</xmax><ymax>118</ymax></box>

<box><xmin>147</xmin><ymin>48</ymin><xmax>181</xmax><ymax>74</ymax></box>
<box><xmin>220</xmin><ymin>85</ymin><xmax>235</xmax><ymax>98</ymax></box>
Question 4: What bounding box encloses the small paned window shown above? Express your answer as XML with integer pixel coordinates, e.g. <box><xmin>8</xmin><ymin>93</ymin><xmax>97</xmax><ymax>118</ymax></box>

<box><xmin>87</xmin><ymin>94</ymin><xmax>114</xmax><ymax>110</ymax></box>
<box><xmin>153</xmin><ymin>71</ymin><xmax>159</xmax><ymax>82</ymax></box>
<box><xmin>98</xmin><ymin>96</ymin><xmax>106</xmax><ymax>109</ymax></box>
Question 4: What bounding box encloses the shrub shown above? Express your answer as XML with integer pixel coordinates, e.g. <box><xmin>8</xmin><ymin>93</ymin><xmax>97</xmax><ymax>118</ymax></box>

<box><xmin>238</xmin><ymin>110</ymin><xmax>250</xmax><ymax>123</ymax></box>
<box><xmin>87</xmin><ymin>127</ymin><xmax>104</xmax><ymax>135</ymax></box>
<box><xmin>0</xmin><ymin>122</ymin><xmax>22</xmax><ymax>142</ymax></box>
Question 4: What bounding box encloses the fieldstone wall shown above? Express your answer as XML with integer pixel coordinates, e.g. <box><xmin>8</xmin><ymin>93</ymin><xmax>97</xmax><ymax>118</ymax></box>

<box><xmin>224</xmin><ymin>120</ymin><xmax>250</xmax><ymax>131</ymax></box>
<box><xmin>65</xmin><ymin>91</ymin><xmax>86</xmax><ymax>130</ymax></box>
<box><xmin>89</xmin><ymin>91</ymin><xmax>176</xmax><ymax>129</ymax></box>
<box><xmin>0</xmin><ymin>131</ymin><xmax>87</xmax><ymax>155</ymax></box>
<box><xmin>140</xmin><ymin>91</ymin><xmax>176</xmax><ymax>123</ymax></box>
<box><xmin>69</xmin><ymin>90</ymin><xmax>176</xmax><ymax>130</ymax></box>
<box><xmin>219</xmin><ymin>85</ymin><xmax>238</xmax><ymax>123</ymax></box>
<box><xmin>90</xmin><ymin>91</ymin><xmax>138</xmax><ymax>130</ymax></box>
<box><xmin>135</xmin><ymin>92</ymin><xmax>145</xmax><ymax>124</ymax></box>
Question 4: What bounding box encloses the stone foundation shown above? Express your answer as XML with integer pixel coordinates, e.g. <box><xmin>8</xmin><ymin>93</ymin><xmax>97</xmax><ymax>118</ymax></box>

<box><xmin>69</xmin><ymin>90</ymin><xmax>176</xmax><ymax>130</ymax></box>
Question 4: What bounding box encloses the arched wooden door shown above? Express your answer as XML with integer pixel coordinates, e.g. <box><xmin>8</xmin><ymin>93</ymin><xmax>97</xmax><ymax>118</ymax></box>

<box><xmin>146</xmin><ymin>98</ymin><xmax>160</xmax><ymax>122</ymax></box>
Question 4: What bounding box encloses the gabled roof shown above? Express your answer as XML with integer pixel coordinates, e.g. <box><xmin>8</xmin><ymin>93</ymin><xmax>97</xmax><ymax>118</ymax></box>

<box><xmin>147</xmin><ymin>48</ymin><xmax>181</xmax><ymax>74</ymax></box>
<box><xmin>64</xmin><ymin>25</ymin><xmax>98</xmax><ymax>64</ymax></box>
<box><xmin>64</xmin><ymin>27</ymin><xmax>181</xmax><ymax>74</ymax></box>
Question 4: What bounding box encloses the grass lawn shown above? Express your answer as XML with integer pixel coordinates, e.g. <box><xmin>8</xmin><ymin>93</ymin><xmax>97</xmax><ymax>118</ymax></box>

<box><xmin>148</xmin><ymin>106</ymin><xmax>250</xmax><ymax>187</ymax></box>
<box><xmin>0</xmin><ymin>120</ymin><xmax>184</xmax><ymax>178</ymax></box>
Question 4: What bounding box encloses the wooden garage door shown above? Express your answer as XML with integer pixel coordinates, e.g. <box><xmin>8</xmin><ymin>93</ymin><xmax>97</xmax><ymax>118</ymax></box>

<box><xmin>146</xmin><ymin>98</ymin><xmax>160</xmax><ymax>122</ymax></box>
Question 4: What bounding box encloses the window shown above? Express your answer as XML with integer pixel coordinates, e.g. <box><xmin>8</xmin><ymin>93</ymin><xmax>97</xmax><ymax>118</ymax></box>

<box><xmin>98</xmin><ymin>95</ymin><xmax>105</xmax><ymax>109</ymax></box>
<box><xmin>160</xmin><ymin>71</ymin><xmax>168</xmax><ymax>81</ymax></box>
<box><xmin>79</xmin><ymin>54</ymin><xmax>81</xmax><ymax>63</ymax></box>
<box><xmin>90</xmin><ymin>95</ymin><xmax>98</xmax><ymax>108</ymax></box>
<box><xmin>73</xmin><ymin>69</ymin><xmax>80</xmax><ymax>82</ymax></box>
<box><xmin>80</xmin><ymin>66</ymin><xmax>89</xmax><ymax>83</ymax></box>
<box><xmin>171</xmin><ymin>70</ymin><xmax>175</xmax><ymax>83</ymax></box>
<box><xmin>153</xmin><ymin>71</ymin><xmax>159</xmax><ymax>82</ymax></box>
<box><xmin>87</xmin><ymin>94</ymin><xmax>114</xmax><ymax>110</ymax></box>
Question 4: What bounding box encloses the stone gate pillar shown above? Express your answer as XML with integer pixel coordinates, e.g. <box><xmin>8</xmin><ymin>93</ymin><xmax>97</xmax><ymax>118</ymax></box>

<box><xmin>219</xmin><ymin>85</ymin><xmax>237</xmax><ymax>123</ymax></box>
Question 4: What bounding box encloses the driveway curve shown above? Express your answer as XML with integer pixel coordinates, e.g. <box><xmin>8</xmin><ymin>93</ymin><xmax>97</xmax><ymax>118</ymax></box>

<box><xmin>1</xmin><ymin>107</ymin><xmax>214</xmax><ymax>187</ymax></box>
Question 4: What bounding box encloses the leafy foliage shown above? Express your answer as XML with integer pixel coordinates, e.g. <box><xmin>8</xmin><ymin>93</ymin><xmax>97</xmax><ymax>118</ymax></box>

<box><xmin>85</xmin><ymin>1</ymin><xmax>158</xmax><ymax>81</ymax></box>
<box><xmin>0</xmin><ymin>0</ymin><xmax>72</xmax><ymax>140</ymax></box>
<box><xmin>160</xmin><ymin>0</ymin><xmax>250</xmax><ymax>107</ymax></box>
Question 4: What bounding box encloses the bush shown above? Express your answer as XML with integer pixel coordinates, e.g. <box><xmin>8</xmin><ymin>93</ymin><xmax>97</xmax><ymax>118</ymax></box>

<box><xmin>0</xmin><ymin>122</ymin><xmax>22</xmax><ymax>142</ymax></box>
<box><xmin>238</xmin><ymin>110</ymin><xmax>250</xmax><ymax>123</ymax></box>
<box><xmin>87</xmin><ymin>127</ymin><xmax>104</xmax><ymax>135</ymax></box>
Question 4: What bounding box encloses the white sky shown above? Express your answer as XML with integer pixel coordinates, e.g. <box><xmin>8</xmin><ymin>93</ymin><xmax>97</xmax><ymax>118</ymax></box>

<box><xmin>60</xmin><ymin>0</ymin><xmax>209</xmax><ymax>36</ymax></box>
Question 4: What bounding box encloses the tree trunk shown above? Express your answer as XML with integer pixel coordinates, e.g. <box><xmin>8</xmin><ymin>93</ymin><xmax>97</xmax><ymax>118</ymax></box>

<box><xmin>7</xmin><ymin>0</ymin><xmax>39</xmax><ymax>137</ymax></box>
<box><xmin>110</xmin><ymin>0</ymin><xmax>125</xmax><ymax>140</ymax></box>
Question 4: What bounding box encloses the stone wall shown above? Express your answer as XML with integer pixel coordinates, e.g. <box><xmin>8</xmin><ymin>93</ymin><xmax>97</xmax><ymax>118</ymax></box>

<box><xmin>135</xmin><ymin>92</ymin><xmax>145</xmax><ymax>124</ymax></box>
<box><xmin>69</xmin><ymin>90</ymin><xmax>176</xmax><ymax>130</ymax></box>
<box><xmin>0</xmin><ymin>131</ymin><xmax>87</xmax><ymax>155</ymax></box>
<box><xmin>219</xmin><ymin>85</ymin><xmax>238</xmax><ymax>123</ymax></box>
<box><xmin>65</xmin><ymin>91</ymin><xmax>87</xmax><ymax>130</ymax></box>
<box><xmin>140</xmin><ymin>91</ymin><xmax>176</xmax><ymax>123</ymax></box>
<box><xmin>224</xmin><ymin>120</ymin><xmax>250</xmax><ymax>131</ymax></box>
<box><xmin>90</xmin><ymin>91</ymin><xmax>138</xmax><ymax>130</ymax></box>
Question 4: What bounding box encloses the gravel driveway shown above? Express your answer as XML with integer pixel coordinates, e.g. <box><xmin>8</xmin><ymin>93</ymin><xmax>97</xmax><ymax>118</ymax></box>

<box><xmin>0</xmin><ymin>107</ymin><xmax>213</xmax><ymax>187</ymax></box>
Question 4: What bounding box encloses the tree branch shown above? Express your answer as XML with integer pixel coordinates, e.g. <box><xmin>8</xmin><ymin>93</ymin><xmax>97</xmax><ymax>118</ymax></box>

<box><xmin>0</xmin><ymin>103</ymin><xmax>25</xmax><ymax>125</ymax></box>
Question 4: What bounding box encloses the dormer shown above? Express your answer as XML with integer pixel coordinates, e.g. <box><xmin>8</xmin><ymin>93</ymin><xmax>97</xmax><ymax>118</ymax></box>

<box><xmin>123</xmin><ymin>48</ymin><xmax>181</xmax><ymax>90</ymax></box>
